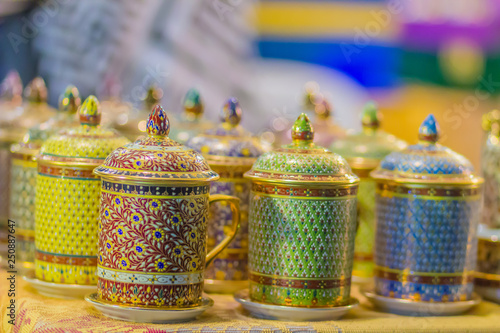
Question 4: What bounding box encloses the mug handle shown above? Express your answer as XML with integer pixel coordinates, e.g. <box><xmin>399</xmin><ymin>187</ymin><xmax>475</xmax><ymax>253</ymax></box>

<box><xmin>205</xmin><ymin>194</ymin><xmax>241</xmax><ymax>267</ymax></box>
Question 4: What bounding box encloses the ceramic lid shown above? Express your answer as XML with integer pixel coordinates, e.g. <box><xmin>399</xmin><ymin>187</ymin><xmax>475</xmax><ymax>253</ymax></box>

<box><xmin>38</xmin><ymin>95</ymin><xmax>130</xmax><ymax>167</ymax></box>
<box><xmin>187</xmin><ymin>98</ymin><xmax>264</xmax><ymax>166</ymax></box>
<box><xmin>169</xmin><ymin>89</ymin><xmax>214</xmax><ymax>143</ymax></box>
<box><xmin>244</xmin><ymin>113</ymin><xmax>359</xmax><ymax>185</ymax></box>
<box><xmin>94</xmin><ymin>104</ymin><xmax>219</xmax><ymax>183</ymax></box>
<box><xmin>330</xmin><ymin>102</ymin><xmax>407</xmax><ymax>170</ymax></box>
<box><xmin>371</xmin><ymin>114</ymin><xmax>483</xmax><ymax>185</ymax></box>
<box><xmin>11</xmin><ymin>85</ymin><xmax>81</xmax><ymax>158</ymax></box>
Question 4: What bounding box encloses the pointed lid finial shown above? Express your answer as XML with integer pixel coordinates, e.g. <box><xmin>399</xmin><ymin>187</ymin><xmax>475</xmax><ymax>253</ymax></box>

<box><xmin>183</xmin><ymin>88</ymin><xmax>203</xmax><ymax>118</ymax></box>
<box><xmin>79</xmin><ymin>95</ymin><xmax>102</xmax><ymax>126</ymax></box>
<box><xmin>0</xmin><ymin>70</ymin><xmax>23</xmax><ymax>100</ymax></box>
<box><xmin>147</xmin><ymin>104</ymin><xmax>170</xmax><ymax>137</ymax></box>
<box><xmin>291</xmin><ymin>113</ymin><xmax>314</xmax><ymax>143</ymax></box>
<box><xmin>24</xmin><ymin>77</ymin><xmax>48</xmax><ymax>103</ymax></box>
<box><xmin>221</xmin><ymin>98</ymin><xmax>242</xmax><ymax>127</ymax></box>
<box><xmin>418</xmin><ymin>114</ymin><xmax>440</xmax><ymax>144</ymax></box>
<box><xmin>58</xmin><ymin>85</ymin><xmax>81</xmax><ymax>114</ymax></box>
<box><xmin>361</xmin><ymin>101</ymin><xmax>381</xmax><ymax>129</ymax></box>
<box><xmin>144</xmin><ymin>85</ymin><xmax>163</xmax><ymax>110</ymax></box>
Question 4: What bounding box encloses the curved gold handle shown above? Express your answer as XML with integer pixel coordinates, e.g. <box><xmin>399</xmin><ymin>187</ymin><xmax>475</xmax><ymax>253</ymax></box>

<box><xmin>205</xmin><ymin>194</ymin><xmax>241</xmax><ymax>268</ymax></box>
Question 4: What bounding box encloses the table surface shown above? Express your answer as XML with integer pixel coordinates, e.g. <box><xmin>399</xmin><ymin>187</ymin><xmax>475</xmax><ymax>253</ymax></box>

<box><xmin>2</xmin><ymin>270</ymin><xmax>500</xmax><ymax>333</ymax></box>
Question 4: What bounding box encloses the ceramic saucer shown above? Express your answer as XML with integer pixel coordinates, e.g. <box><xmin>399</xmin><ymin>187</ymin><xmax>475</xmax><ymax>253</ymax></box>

<box><xmin>85</xmin><ymin>292</ymin><xmax>213</xmax><ymax>323</ymax></box>
<box><xmin>204</xmin><ymin>279</ymin><xmax>248</xmax><ymax>294</ymax></box>
<box><xmin>361</xmin><ymin>287</ymin><xmax>481</xmax><ymax>316</ymax></box>
<box><xmin>234</xmin><ymin>289</ymin><xmax>358</xmax><ymax>321</ymax></box>
<box><xmin>23</xmin><ymin>270</ymin><xmax>96</xmax><ymax>299</ymax></box>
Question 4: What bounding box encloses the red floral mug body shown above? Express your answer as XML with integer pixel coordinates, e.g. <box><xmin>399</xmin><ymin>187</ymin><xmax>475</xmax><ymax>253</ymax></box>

<box><xmin>94</xmin><ymin>105</ymin><xmax>240</xmax><ymax>308</ymax></box>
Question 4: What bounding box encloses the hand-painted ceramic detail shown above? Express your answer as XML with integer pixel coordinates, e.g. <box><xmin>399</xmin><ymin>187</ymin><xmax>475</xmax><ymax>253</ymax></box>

<box><xmin>98</xmin><ymin>183</ymin><xmax>208</xmax><ymax>306</ymax></box>
<box><xmin>378</xmin><ymin>115</ymin><xmax>475</xmax><ymax>179</ymax></box>
<box><xmin>35</xmin><ymin>96</ymin><xmax>130</xmax><ymax>285</ymax></box>
<box><xmin>96</xmin><ymin>104</ymin><xmax>240</xmax><ymax>309</ymax></box>
<box><xmin>371</xmin><ymin>115</ymin><xmax>482</xmax><ymax>304</ymax></box>
<box><xmin>245</xmin><ymin>114</ymin><xmax>359</xmax><ymax>307</ymax></box>
<box><xmin>95</xmin><ymin>105</ymin><xmax>217</xmax><ymax>182</ymax></box>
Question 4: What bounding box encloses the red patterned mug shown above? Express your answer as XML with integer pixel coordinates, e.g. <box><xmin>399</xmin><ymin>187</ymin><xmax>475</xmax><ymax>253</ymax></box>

<box><xmin>94</xmin><ymin>105</ymin><xmax>240</xmax><ymax>307</ymax></box>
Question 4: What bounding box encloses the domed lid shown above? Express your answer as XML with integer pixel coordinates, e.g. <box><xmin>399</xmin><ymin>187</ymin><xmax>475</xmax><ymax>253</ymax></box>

<box><xmin>94</xmin><ymin>105</ymin><xmax>219</xmax><ymax>183</ymax></box>
<box><xmin>187</xmin><ymin>98</ymin><xmax>264</xmax><ymax>166</ymax></box>
<box><xmin>244</xmin><ymin>113</ymin><xmax>359</xmax><ymax>185</ymax></box>
<box><xmin>169</xmin><ymin>88</ymin><xmax>214</xmax><ymax>143</ymax></box>
<box><xmin>38</xmin><ymin>96</ymin><xmax>130</xmax><ymax>167</ymax></box>
<box><xmin>330</xmin><ymin>102</ymin><xmax>407</xmax><ymax>170</ymax></box>
<box><xmin>371</xmin><ymin>114</ymin><xmax>483</xmax><ymax>185</ymax></box>
<box><xmin>11</xmin><ymin>85</ymin><xmax>82</xmax><ymax>158</ymax></box>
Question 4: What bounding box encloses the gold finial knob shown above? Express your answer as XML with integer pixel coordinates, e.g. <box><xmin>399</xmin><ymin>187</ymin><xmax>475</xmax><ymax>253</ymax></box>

<box><xmin>221</xmin><ymin>98</ymin><xmax>242</xmax><ymax>127</ymax></box>
<box><xmin>58</xmin><ymin>85</ymin><xmax>81</xmax><ymax>114</ymax></box>
<box><xmin>418</xmin><ymin>114</ymin><xmax>440</xmax><ymax>144</ymax></box>
<box><xmin>183</xmin><ymin>88</ymin><xmax>203</xmax><ymax>119</ymax></box>
<box><xmin>361</xmin><ymin>102</ymin><xmax>380</xmax><ymax>129</ymax></box>
<box><xmin>147</xmin><ymin>104</ymin><xmax>170</xmax><ymax>137</ymax></box>
<box><xmin>291</xmin><ymin>113</ymin><xmax>314</xmax><ymax>143</ymax></box>
<box><xmin>79</xmin><ymin>96</ymin><xmax>101</xmax><ymax>126</ymax></box>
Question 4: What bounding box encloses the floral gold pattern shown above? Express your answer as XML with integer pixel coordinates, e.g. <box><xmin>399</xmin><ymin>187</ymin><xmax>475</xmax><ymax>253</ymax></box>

<box><xmin>95</xmin><ymin>105</ymin><xmax>240</xmax><ymax>309</ymax></box>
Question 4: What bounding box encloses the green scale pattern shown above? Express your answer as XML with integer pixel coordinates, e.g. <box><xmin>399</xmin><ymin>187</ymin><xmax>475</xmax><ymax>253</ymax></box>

<box><xmin>248</xmin><ymin>194</ymin><xmax>357</xmax><ymax>307</ymax></box>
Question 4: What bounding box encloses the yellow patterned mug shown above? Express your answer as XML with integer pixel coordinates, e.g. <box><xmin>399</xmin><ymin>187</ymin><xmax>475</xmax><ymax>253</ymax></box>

<box><xmin>35</xmin><ymin>96</ymin><xmax>129</xmax><ymax>285</ymax></box>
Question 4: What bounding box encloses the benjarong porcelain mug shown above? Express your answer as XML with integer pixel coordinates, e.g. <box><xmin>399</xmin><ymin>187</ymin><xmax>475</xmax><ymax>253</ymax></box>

<box><xmin>371</xmin><ymin>115</ymin><xmax>483</xmax><ymax>302</ymax></box>
<box><xmin>244</xmin><ymin>113</ymin><xmax>359</xmax><ymax>307</ymax></box>
<box><xmin>94</xmin><ymin>105</ymin><xmax>241</xmax><ymax>307</ymax></box>
<box><xmin>187</xmin><ymin>98</ymin><xmax>263</xmax><ymax>293</ymax></box>
<box><xmin>35</xmin><ymin>96</ymin><xmax>129</xmax><ymax>285</ymax></box>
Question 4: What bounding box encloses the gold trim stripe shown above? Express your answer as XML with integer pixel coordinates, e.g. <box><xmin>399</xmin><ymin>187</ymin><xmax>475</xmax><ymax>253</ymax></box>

<box><xmin>101</xmin><ymin>189</ymin><xmax>207</xmax><ymax>199</ymax></box>
<box><xmin>252</xmin><ymin>191</ymin><xmax>357</xmax><ymax>201</ymax></box>
<box><xmin>377</xmin><ymin>189</ymin><xmax>481</xmax><ymax>201</ymax></box>
<box><xmin>98</xmin><ymin>265</ymin><xmax>204</xmax><ymax>276</ymax></box>
<box><xmin>249</xmin><ymin>271</ymin><xmax>347</xmax><ymax>281</ymax></box>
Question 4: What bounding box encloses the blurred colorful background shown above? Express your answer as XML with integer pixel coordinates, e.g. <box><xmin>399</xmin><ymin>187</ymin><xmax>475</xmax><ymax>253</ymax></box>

<box><xmin>2</xmin><ymin>0</ymin><xmax>500</xmax><ymax>168</ymax></box>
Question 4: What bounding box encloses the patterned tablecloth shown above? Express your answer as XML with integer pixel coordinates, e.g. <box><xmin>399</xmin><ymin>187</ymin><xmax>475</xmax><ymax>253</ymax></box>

<box><xmin>1</xmin><ymin>270</ymin><xmax>500</xmax><ymax>333</ymax></box>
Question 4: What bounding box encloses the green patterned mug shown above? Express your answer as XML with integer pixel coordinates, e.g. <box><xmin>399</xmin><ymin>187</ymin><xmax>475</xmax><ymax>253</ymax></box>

<box><xmin>244</xmin><ymin>113</ymin><xmax>359</xmax><ymax>307</ymax></box>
